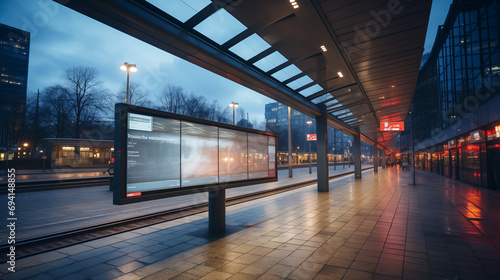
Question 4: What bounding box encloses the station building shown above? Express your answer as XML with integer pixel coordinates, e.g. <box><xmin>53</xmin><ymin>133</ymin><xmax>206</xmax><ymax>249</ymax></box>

<box><xmin>43</xmin><ymin>138</ymin><xmax>114</xmax><ymax>169</ymax></box>
<box><xmin>402</xmin><ymin>0</ymin><xmax>500</xmax><ymax>189</ymax></box>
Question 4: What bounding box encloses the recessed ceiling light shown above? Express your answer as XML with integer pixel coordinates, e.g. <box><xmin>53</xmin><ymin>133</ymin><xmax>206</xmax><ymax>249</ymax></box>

<box><xmin>337</xmin><ymin>71</ymin><xmax>343</xmax><ymax>78</ymax></box>
<box><xmin>379</xmin><ymin>96</ymin><xmax>385</xmax><ymax>99</ymax></box>
<box><xmin>391</xmin><ymin>85</ymin><xmax>395</xmax><ymax>88</ymax></box>
<box><xmin>290</xmin><ymin>0</ymin><xmax>299</xmax><ymax>9</ymax></box>
<box><xmin>320</xmin><ymin>45</ymin><xmax>327</xmax><ymax>52</ymax></box>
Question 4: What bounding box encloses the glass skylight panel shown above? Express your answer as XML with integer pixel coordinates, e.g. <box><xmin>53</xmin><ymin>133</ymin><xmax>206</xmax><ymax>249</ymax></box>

<box><xmin>287</xmin><ymin>75</ymin><xmax>313</xmax><ymax>90</ymax></box>
<box><xmin>299</xmin><ymin>84</ymin><xmax>323</xmax><ymax>96</ymax></box>
<box><xmin>311</xmin><ymin>95</ymin><xmax>330</xmax><ymax>104</ymax></box>
<box><xmin>338</xmin><ymin>112</ymin><xmax>353</xmax><ymax>118</ymax></box>
<box><xmin>329</xmin><ymin>103</ymin><xmax>342</xmax><ymax>110</ymax></box>
<box><xmin>253</xmin><ymin>51</ymin><xmax>287</xmax><ymax>72</ymax></box>
<box><xmin>325</xmin><ymin>99</ymin><xmax>339</xmax><ymax>107</ymax></box>
<box><xmin>147</xmin><ymin>0</ymin><xmax>211</xmax><ymax>23</ymax></box>
<box><xmin>271</xmin><ymin>64</ymin><xmax>301</xmax><ymax>81</ymax></box>
<box><xmin>229</xmin><ymin>34</ymin><xmax>270</xmax><ymax>60</ymax></box>
<box><xmin>194</xmin><ymin>8</ymin><xmax>247</xmax><ymax>45</ymax></box>
<box><xmin>332</xmin><ymin>109</ymin><xmax>350</xmax><ymax>116</ymax></box>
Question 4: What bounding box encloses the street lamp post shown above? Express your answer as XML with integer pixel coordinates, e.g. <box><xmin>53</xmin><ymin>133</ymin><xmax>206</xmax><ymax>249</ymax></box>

<box><xmin>229</xmin><ymin>102</ymin><xmax>238</xmax><ymax>125</ymax></box>
<box><xmin>307</xmin><ymin>120</ymin><xmax>312</xmax><ymax>174</ymax></box>
<box><xmin>120</xmin><ymin>62</ymin><xmax>137</xmax><ymax>104</ymax></box>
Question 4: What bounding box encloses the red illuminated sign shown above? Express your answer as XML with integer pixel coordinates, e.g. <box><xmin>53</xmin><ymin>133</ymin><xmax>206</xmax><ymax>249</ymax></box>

<box><xmin>380</xmin><ymin>122</ymin><xmax>404</xmax><ymax>131</ymax></box>
<box><xmin>307</xmin><ymin>134</ymin><xmax>317</xmax><ymax>141</ymax></box>
<box><xmin>126</xmin><ymin>192</ymin><xmax>142</xmax><ymax>197</ymax></box>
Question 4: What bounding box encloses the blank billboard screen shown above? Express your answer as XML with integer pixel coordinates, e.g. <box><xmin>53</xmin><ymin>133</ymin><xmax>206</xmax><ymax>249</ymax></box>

<box><xmin>268</xmin><ymin>136</ymin><xmax>276</xmax><ymax>177</ymax></box>
<box><xmin>127</xmin><ymin>113</ymin><xmax>180</xmax><ymax>193</ymax></box>
<box><xmin>116</xmin><ymin>104</ymin><xmax>277</xmax><ymax>204</ymax></box>
<box><xmin>181</xmin><ymin>122</ymin><xmax>219</xmax><ymax>187</ymax></box>
<box><xmin>219</xmin><ymin>128</ymin><xmax>248</xmax><ymax>182</ymax></box>
<box><xmin>248</xmin><ymin>134</ymin><xmax>269</xmax><ymax>179</ymax></box>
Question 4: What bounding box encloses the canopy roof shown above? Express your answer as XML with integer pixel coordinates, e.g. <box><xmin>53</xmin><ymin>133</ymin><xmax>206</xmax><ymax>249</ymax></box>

<box><xmin>56</xmin><ymin>0</ymin><xmax>432</xmax><ymax>151</ymax></box>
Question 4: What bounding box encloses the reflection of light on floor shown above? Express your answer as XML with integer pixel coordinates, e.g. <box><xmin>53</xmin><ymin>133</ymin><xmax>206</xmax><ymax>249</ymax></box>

<box><xmin>462</xmin><ymin>188</ymin><xmax>485</xmax><ymax>233</ymax></box>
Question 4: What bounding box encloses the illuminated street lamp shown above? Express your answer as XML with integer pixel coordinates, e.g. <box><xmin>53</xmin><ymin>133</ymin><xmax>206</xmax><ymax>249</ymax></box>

<box><xmin>120</xmin><ymin>62</ymin><xmax>137</xmax><ymax>104</ymax></box>
<box><xmin>306</xmin><ymin>120</ymin><xmax>312</xmax><ymax>174</ymax></box>
<box><xmin>229</xmin><ymin>102</ymin><xmax>238</xmax><ymax>125</ymax></box>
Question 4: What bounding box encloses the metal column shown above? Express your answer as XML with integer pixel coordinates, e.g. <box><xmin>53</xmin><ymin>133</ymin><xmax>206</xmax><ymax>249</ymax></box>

<box><xmin>373</xmin><ymin>144</ymin><xmax>379</xmax><ymax>172</ymax></box>
<box><xmin>353</xmin><ymin>133</ymin><xmax>362</xmax><ymax>179</ymax></box>
<box><xmin>316</xmin><ymin>104</ymin><xmax>329</xmax><ymax>192</ymax></box>
<box><xmin>382</xmin><ymin>150</ymin><xmax>387</xmax><ymax>168</ymax></box>
<box><xmin>288</xmin><ymin>107</ymin><xmax>293</xmax><ymax>178</ymax></box>
<box><xmin>208</xmin><ymin>189</ymin><xmax>225</xmax><ymax>234</ymax></box>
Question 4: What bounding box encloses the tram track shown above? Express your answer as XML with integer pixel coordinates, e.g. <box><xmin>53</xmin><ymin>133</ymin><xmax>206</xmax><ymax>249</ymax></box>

<box><xmin>0</xmin><ymin>167</ymin><xmax>372</xmax><ymax>262</ymax></box>
<box><xmin>0</xmin><ymin>177</ymin><xmax>110</xmax><ymax>194</ymax></box>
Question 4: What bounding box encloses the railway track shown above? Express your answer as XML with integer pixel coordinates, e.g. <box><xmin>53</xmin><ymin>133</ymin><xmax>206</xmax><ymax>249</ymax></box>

<box><xmin>0</xmin><ymin>168</ymin><xmax>372</xmax><ymax>262</ymax></box>
<box><xmin>0</xmin><ymin>177</ymin><xmax>110</xmax><ymax>194</ymax></box>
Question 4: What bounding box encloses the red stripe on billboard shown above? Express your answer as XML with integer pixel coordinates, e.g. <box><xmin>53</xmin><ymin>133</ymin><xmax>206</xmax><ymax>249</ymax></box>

<box><xmin>126</xmin><ymin>192</ymin><xmax>142</xmax><ymax>197</ymax></box>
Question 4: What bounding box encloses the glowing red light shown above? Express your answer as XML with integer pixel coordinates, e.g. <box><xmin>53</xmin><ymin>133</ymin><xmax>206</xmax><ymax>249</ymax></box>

<box><xmin>127</xmin><ymin>192</ymin><xmax>141</xmax><ymax>197</ymax></box>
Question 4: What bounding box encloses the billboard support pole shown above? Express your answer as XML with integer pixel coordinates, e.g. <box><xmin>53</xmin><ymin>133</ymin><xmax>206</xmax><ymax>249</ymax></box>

<box><xmin>208</xmin><ymin>189</ymin><xmax>226</xmax><ymax>234</ymax></box>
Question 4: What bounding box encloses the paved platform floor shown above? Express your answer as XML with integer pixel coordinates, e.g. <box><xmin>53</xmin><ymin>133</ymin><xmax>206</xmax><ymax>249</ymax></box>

<box><xmin>2</xmin><ymin>167</ymin><xmax>500</xmax><ymax>280</ymax></box>
<box><xmin>0</xmin><ymin>165</ymin><xmax>367</xmax><ymax>240</ymax></box>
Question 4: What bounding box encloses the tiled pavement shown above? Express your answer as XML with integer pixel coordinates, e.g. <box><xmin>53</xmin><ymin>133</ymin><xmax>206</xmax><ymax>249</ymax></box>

<box><xmin>1</xmin><ymin>165</ymin><xmax>366</xmax><ymax>240</ymax></box>
<box><xmin>2</xmin><ymin>167</ymin><xmax>500</xmax><ymax>279</ymax></box>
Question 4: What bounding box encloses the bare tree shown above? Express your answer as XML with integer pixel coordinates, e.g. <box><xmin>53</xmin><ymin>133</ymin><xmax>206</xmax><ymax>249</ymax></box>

<box><xmin>158</xmin><ymin>84</ymin><xmax>184</xmax><ymax>114</ymax></box>
<box><xmin>158</xmin><ymin>84</ymin><xmax>230</xmax><ymax>123</ymax></box>
<box><xmin>208</xmin><ymin>100</ymin><xmax>231</xmax><ymax>123</ymax></box>
<box><xmin>119</xmin><ymin>81</ymin><xmax>152</xmax><ymax>107</ymax></box>
<box><xmin>42</xmin><ymin>86</ymin><xmax>71</xmax><ymax>138</ymax></box>
<box><xmin>59</xmin><ymin>66</ymin><xmax>107</xmax><ymax>138</ymax></box>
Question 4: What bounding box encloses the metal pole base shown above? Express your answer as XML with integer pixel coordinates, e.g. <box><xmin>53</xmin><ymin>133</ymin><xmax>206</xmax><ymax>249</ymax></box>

<box><xmin>208</xmin><ymin>189</ymin><xmax>226</xmax><ymax>234</ymax></box>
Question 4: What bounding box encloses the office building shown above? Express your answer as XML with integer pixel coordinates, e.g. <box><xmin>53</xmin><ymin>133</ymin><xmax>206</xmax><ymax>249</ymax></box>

<box><xmin>0</xmin><ymin>23</ymin><xmax>30</xmax><ymax>152</ymax></box>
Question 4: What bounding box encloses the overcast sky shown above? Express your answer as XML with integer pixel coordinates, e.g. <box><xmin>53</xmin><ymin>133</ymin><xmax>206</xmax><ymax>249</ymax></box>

<box><xmin>0</xmin><ymin>0</ymin><xmax>452</xmax><ymax>123</ymax></box>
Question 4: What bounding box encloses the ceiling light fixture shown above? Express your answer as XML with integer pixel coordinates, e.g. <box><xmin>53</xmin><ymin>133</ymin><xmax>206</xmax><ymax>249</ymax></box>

<box><xmin>320</xmin><ymin>45</ymin><xmax>327</xmax><ymax>52</ymax></box>
<box><xmin>290</xmin><ymin>0</ymin><xmax>299</xmax><ymax>9</ymax></box>
<box><xmin>337</xmin><ymin>71</ymin><xmax>343</xmax><ymax>78</ymax></box>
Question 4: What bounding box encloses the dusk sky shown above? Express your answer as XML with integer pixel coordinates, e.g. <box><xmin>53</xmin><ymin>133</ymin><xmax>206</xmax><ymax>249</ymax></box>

<box><xmin>0</xmin><ymin>0</ymin><xmax>453</xmax><ymax>124</ymax></box>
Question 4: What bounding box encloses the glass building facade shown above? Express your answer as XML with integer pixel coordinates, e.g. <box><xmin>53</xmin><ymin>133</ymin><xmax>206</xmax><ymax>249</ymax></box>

<box><xmin>0</xmin><ymin>23</ymin><xmax>30</xmax><ymax>150</ymax></box>
<box><xmin>405</xmin><ymin>0</ymin><xmax>500</xmax><ymax>190</ymax></box>
<box><xmin>437</xmin><ymin>0</ymin><xmax>499</xmax><ymax>128</ymax></box>
<box><xmin>265</xmin><ymin>101</ymin><xmax>373</xmax><ymax>165</ymax></box>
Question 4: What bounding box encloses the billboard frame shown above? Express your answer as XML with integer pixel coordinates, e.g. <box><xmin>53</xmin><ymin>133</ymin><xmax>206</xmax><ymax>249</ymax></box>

<box><xmin>114</xmin><ymin>103</ymin><xmax>278</xmax><ymax>205</ymax></box>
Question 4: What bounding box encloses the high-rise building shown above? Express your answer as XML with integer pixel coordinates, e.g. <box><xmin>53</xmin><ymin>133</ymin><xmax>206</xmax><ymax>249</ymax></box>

<box><xmin>0</xmin><ymin>23</ymin><xmax>30</xmax><ymax>150</ymax></box>
<box><xmin>264</xmin><ymin>101</ymin><xmax>362</xmax><ymax>157</ymax></box>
